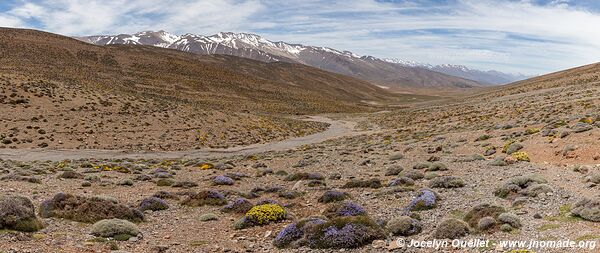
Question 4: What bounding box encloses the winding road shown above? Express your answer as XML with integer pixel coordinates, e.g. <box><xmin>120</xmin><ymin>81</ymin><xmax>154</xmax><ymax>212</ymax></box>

<box><xmin>0</xmin><ymin>116</ymin><xmax>364</xmax><ymax>162</ymax></box>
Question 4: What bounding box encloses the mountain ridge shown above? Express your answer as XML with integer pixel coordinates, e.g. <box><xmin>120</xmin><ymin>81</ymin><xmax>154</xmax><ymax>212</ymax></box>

<box><xmin>77</xmin><ymin>30</ymin><xmax>491</xmax><ymax>93</ymax></box>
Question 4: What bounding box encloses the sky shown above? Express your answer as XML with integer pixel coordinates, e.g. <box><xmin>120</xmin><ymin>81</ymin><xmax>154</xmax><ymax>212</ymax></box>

<box><xmin>1</xmin><ymin>0</ymin><xmax>600</xmax><ymax>75</ymax></box>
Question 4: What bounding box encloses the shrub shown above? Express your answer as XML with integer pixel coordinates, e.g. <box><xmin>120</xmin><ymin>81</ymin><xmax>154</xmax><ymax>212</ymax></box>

<box><xmin>386</xmin><ymin>216</ymin><xmax>422</xmax><ymax>236</ymax></box>
<box><xmin>213</xmin><ymin>175</ymin><xmax>234</xmax><ymax>186</ymax></box>
<box><xmin>318</xmin><ymin>191</ymin><xmax>350</xmax><ymax>203</ymax></box>
<box><xmin>497</xmin><ymin>213</ymin><xmax>521</xmax><ymax>228</ymax></box>
<box><xmin>525</xmin><ymin>128</ymin><xmax>540</xmax><ymax>135</ymax></box>
<box><xmin>273</xmin><ymin>217</ymin><xmax>327</xmax><ymax>248</ymax></box>
<box><xmin>323</xmin><ymin>201</ymin><xmax>366</xmax><ymax>219</ymax></box>
<box><xmin>156</xmin><ymin>178</ymin><xmax>174</xmax><ymax>186</ymax></box>
<box><xmin>571</xmin><ymin>198</ymin><xmax>600</xmax><ymax>221</ymax></box>
<box><xmin>180</xmin><ymin>190</ymin><xmax>227</xmax><ymax>207</ymax></box>
<box><xmin>152</xmin><ymin>191</ymin><xmax>179</xmax><ymax>200</ymax></box>
<box><xmin>476</xmin><ymin>134</ymin><xmax>492</xmax><ymax>141</ymax></box>
<box><xmin>433</xmin><ymin>218</ymin><xmax>469</xmax><ymax>239</ymax></box>
<box><xmin>463</xmin><ymin>204</ymin><xmax>505</xmax><ymax>229</ymax></box>
<box><xmin>477</xmin><ymin>216</ymin><xmax>497</xmax><ymax>231</ymax></box>
<box><xmin>199</xmin><ymin>213</ymin><xmax>218</xmax><ymax>221</ymax></box>
<box><xmin>384</xmin><ymin>165</ymin><xmax>403</xmax><ymax>176</ymax></box>
<box><xmin>0</xmin><ymin>195</ymin><xmax>44</xmax><ymax>232</ymax></box>
<box><xmin>39</xmin><ymin>193</ymin><xmax>144</xmax><ymax>223</ymax></box>
<box><xmin>502</xmin><ymin>140</ymin><xmax>516</xmax><ymax>153</ymax></box>
<box><xmin>456</xmin><ymin>154</ymin><xmax>485</xmax><ymax>162</ymax></box>
<box><xmin>285</xmin><ymin>172</ymin><xmax>324</xmax><ymax>181</ymax></box>
<box><xmin>388</xmin><ymin>177</ymin><xmax>415</xmax><ymax>187</ymax></box>
<box><xmin>138</xmin><ymin>197</ymin><xmax>169</xmax><ymax>212</ymax></box>
<box><xmin>426</xmin><ymin>162</ymin><xmax>448</xmax><ymax>172</ymax></box>
<box><xmin>429</xmin><ymin>176</ymin><xmax>465</xmax><ymax>188</ymax></box>
<box><xmin>305</xmin><ymin>216</ymin><xmax>385</xmax><ymax>249</ymax></box>
<box><xmin>172</xmin><ymin>181</ymin><xmax>198</xmax><ymax>188</ymax></box>
<box><xmin>406</xmin><ymin>189</ymin><xmax>438</xmax><ymax>211</ymax></box>
<box><xmin>342</xmin><ymin>178</ymin><xmax>382</xmax><ymax>189</ymax></box>
<box><xmin>90</xmin><ymin>219</ymin><xmax>140</xmax><ymax>239</ymax></box>
<box><xmin>494</xmin><ymin>175</ymin><xmax>547</xmax><ymax>199</ymax></box>
<box><xmin>221</xmin><ymin>198</ymin><xmax>253</xmax><ymax>214</ymax></box>
<box><xmin>389</xmin><ymin>153</ymin><xmax>404</xmax><ymax>161</ymax></box>
<box><xmin>307</xmin><ymin>180</ymin><xmax>326</xmax><ymax>187</ymax></box>
<box><xmin>399</xmin><ymin>170</ymin><xmax>425</xmax><ymax>180</ymax></box>
<box><xmin>245</xmin><ymin>204</ymin><xmax>286</xmax><ymax>225</ymax></box>
<box><xmin>279</xmin><ymin>190</ymin><xmax>303</xmax><ymax>199</ymax></box>
<box><xmin>505</xmin><ymin>143</ymin><xmax>524</xmax><ymax>155</ymax></box>
<box><xmin>522</xmin><ymin>184</ymin><xmax>552</xmax><ymax>197</ymax></box>
<box><xmin>413</xmin><ymin>162</ymin><xmax>432</xmax><ymax>170</ymax></box>
<box><xmin>500</xmin><ymin>223</ymin><xmax>513</xmax><ymax>232</ymax></box>
<box><xmin>58</xmin><ymin>170</ymin><xmax>84</xmax><ymax>179</ymax></box>
<box><xmin>511</xmin><ymin>152</ymin><xmax>530</xmax><ymax>162</ymax></box>
<box><xmin>489</xmin><ymin>158</ymin><xmax>508</xmax><ymax>166</ymax></box>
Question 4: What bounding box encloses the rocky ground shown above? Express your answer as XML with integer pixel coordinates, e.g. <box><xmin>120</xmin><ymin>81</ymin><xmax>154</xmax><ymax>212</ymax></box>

<box><xmin>0</xmin><ymin>74</ymin><xmax>328</xmax><ymax>151</ymax></box>
<box><xmin>2</xmin><ymin>84</ymin><xmax>600</xmax><ymax>253</ymax></box>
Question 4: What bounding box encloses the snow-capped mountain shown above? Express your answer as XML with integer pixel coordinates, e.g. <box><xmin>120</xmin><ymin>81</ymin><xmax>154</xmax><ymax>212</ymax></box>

<box><xmin>77</xmin><ymin>31</ymin><xmax>491</xmax><ymax>91</ymax></box>
<box><xmin>383</xmin><ymin>59</ymin><xmax>530</xmax><ymax>85</ymax></box>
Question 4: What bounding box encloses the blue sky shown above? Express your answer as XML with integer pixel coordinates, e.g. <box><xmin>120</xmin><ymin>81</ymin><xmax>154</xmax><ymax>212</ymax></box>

<box><xmin>1</xmin><ymin>0</ymin><xmax>600</xmax><ymax>75</ymax></box>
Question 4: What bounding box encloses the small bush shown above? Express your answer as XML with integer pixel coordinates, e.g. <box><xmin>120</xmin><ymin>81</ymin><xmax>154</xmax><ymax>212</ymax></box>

<box><xmin>285</xmin><ymin>172</ymin><xmax>324</xmax><ymax>181</ymax></box>
<box><xmin>323</xmin><ymin>201</ymin><xmax>366</xmax><ymax>219</ymax></box>
<box><xmin>429</xmin><ymin>176</ymin><xmax>465</xmax><ymax>188</ymax></box>
<box><xmin>511</xmin><ymin>152</ymin><xmax>530</xmax><ymax>162</ymax></box>
<box><xmin>477</xmin><ymin>216</ymin><xmax>497</xmax><ymax>231</ymax></box>
<box><xmin>386</xmin><ymin>216</ymin><xmax>422</xmax><ymax>236</ymax></box>
<box><xmin>0</xmin><ymin>195</ymin><xmax>44</xmax><ymax>232</ymax></box>
<box><xmin>213</xmin><ymin>175</ymin><xmax>234</xmax><ymax>186</ymax></box>
<box><xmin>273</xmin><ymin>217</ymin><xmax>327</xmax><ymax>248</ymax></box>
<box><xmin>406</xmin><ymin>189</ymin><xmax>438</xmax><ymax>211</ymax></box>
<box><xmin>463</xmin><ymin>204</ymin><xmax>505</xmax><ymax>229</ymax></box>
<box><xmin>342</xmin><ymin>178</ymin><xmax>382</xmax><ymax>189</ymax></box>
<box><xmin>138</xmin><ymin>197</ymin><xmax>169</xmax><ymax>212</ymax></box>
<box><xmin>399</xmin><ymin>170</ymin><xmax>425</xmax><ymax>180</ymax></box>
<box><xmin>245</xmin><ymin>204</ymin><xmax>286</xmax><ymax>225</ymax></box>
<box><xmin>318</xmin><ymin>191</ymin><xmax>350</xmax><ymax>203</ymax></box>
<box><xmin>388</xmin><ymin>177</ymin><xmax>415</xmax><ymax>187</ymax></box>
<box><xmin>58</xmin><ymin>171</ymin><xmax>84</xmax><ymax>179</ymax></box>
<box><xmin>494</xmin><ymin>175</ymin><xmax>547</xmax><ymax>199</ymax></box>
<box><xmin>384</xmin><ymin>165</ymin><xmax>403</xmax><ymax>176</ymax></box>
<box><xmin>497</xmin><ymin>213</ymin><xmax>521</xmax><ymax>228</ymax></box>
<box><xmin>433</xmin><ymin>218</ymin><xmax>469</xmax><ymax>239</ymax></box>
<box><xmin>221</xmin><ymin>198</ymin><xmax>254</xmax><ymax>214</ymax></box>
<box><xmin>181</xmin><ymin>190</ymin><xmax>227</xmax><ymax>207</ymax></box>
<box><xmin>571</xmin><ymin>198</ymin><xmax>600</xmax><ymax>222</ymax></box>
<box><xmin>199</xmin><ymin>213</ymin><xmax>218</xmax><ymax>221</ymax></box>
<box><xmin>305</xmin><ymin>216</ymin><xmax>385</xmax><ymax>249</ymax></box>
<box><xmin>90</xmin><ymin>218</ymin><xmax>140</xmax><ymax>238</ymax></box>
<box><xmin>426</xmin><ymin>162</ymin><xmax>448</xmax><ymax>172</ymax></box>
<box><xmin>413</xmin><ymin>162</ymin><xmax>432</xmax><ymax>170</ymax></box>
<box><xmin>39</xmin><ymin>193</ymin><xmax>144</xmax><ymax>223</ymax></box>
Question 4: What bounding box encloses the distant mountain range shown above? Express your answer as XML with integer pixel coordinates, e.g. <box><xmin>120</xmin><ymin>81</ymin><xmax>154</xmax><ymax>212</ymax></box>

<box><xmin>77</xmin><ymin>31</ymin><xmax>528</xmax><ymax>92</ymax></box>
<box><xmin>382</xmin><ymin>59</ymin><xmax>532</xmax><ymax>85</ymax></box>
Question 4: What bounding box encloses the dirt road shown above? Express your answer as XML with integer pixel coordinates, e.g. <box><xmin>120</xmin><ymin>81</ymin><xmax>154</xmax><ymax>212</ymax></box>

<box><xmin>0</xmin><ymin>115</ymin><xmax>364</xmax><ymax>161</ymax></box>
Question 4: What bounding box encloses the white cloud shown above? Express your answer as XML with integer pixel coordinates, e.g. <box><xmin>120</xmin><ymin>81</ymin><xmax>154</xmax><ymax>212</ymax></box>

<box><xmin>1</xmin><ymin>0</ymin><xmax>599</xmax><ymax>74</ymax></box>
